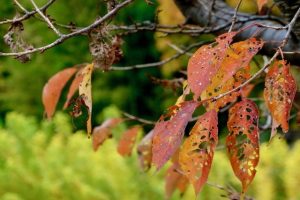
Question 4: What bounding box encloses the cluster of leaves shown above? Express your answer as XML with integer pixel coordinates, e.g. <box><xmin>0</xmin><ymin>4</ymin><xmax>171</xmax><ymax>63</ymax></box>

<box><xmin>42</xmin><ymin>30</ymin><xmax>297</xmax><ymax>198</ymax></box>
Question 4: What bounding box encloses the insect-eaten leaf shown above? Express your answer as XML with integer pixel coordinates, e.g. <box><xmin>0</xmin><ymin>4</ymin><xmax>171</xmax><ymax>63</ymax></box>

<box><xmin>165</xmin><ymin>163</ymin><xmax>189</xmax><ymax>200</ymax></box>
<box><xmin>152</xmin><ymin>101</ymin><xmax>198</xmax><ymax>170</ymax></box>
<box><xmin>201</xmin><ymin>38</ymin><xmax>263</xmax><ymax>111</ymax></box>
<box><xmin>79</xmin><ymin>63</ymin><xmax>94</xmax><ymax>136</ymax></box>
<box><xmin>117</xmin><ymin>125</ymin><xmax>141</xmax><ymax>157</ymax></box>
<box><xmin>42</xmin><ymin>67</ymin><xmax>78</xmax><ymax>119</ymax></box>
<box><xmin>187</xmin><ymin>32</ymin><xmax>237</xmax><ymax>100</ymax></box>
<box><xmin>264</xmin><ymin>60</ymin><xmax>297</xmax><ymax>139</ymax></box>
<box><xmin>92</xmin><ymin>118</ymin><xmax>123</xmax><ymax>151</ymax></box>
<box><xmin>179</xmin><ymin>110</ymin><xmax>218</xmax><ymax>195</ymax></box>
<box><xmin>226</xmin><ymin>99</ymin><xmax>259</xmax><ymax>194</ymax></box>
<box><xmin>137</xmin><ymin>130</ymin><xmax>154</xmax><ymax>171</ymax></box>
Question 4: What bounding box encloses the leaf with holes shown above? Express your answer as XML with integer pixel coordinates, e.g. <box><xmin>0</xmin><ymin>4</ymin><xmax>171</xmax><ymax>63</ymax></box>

<box><xmin>187</xmin><ymin>32</ymin><xmax>237</xmax><ymax>99</ymax></box>
<box><xmin>79</xmin><ymin>63</ymin><xmax>94</xmax><ymax>136</ymax></box>
<box><xmin>201</xmin><ymin>38</ymin><xmax>263</xmax><ymax>110</ymax></box>
<box><xmin>264</xmin><ymin>60</ymin><xmax>297</xmax><ymax>138</ymax></box>
<box><xmin>137</xmin><ymin>130</ymin><xmax>154</xmax><ymax>171</ymax></box>
<box><xmin>226</xmin><ymin>99</ymin><xmax>259</xmax><ymax>194</ymax></box>
<box><xmin>152</xmin><ymin>101</ymin><xmax>198</xmax><ymax>170</ymax></box>
<box><xmin>117</xmin><ymin>126</ymin><xmax>141</xmax><ymax>156</ymax></box>
<box><xmin>92</xmin><ymin>118</ymin><xmax>123</xmax><ymax>151</ymax></box>
<box><xmin>165</xmin><ymin>163</ymin><xmax>189</xmax><ymax>200</ymax></box>
<box><xmin>42</xmin><ymin>67</ymin><xmax>78</xmax><ymax>119</ymax></box>
<box><xmin>179</xmin><ymin>110</ymin><xmax>218</xmax><ymax>195</ymax></box>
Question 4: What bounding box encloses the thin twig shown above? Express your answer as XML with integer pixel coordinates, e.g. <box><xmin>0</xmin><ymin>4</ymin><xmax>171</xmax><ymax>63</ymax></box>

<box><xmin>228</xmin><ymin>0</ymin><xmax>243</xmax><ymax>32</ymax></box>
<box><xmin>122</xmin><ymin>112</ymin><xmax>155</xmax><ymax>125</ymax></box>
<box><xmin>29</xmin><ymin>0</ymin><xmax>62</xmax><ymax>36</ymax></box>
<box><xmin>0</xmin><ymin>0</ymin><xmax>134</xmax><ymax>57</ymax></box>
<box><xmin>13</xmin><ymin>0</ymin><xmax>28</xmax><ymax>13</ymax></box>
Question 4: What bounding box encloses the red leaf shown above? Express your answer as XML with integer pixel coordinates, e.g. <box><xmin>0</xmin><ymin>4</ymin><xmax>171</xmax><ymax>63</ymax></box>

<box><xmin>187</xmin><ymin>32</ymin><xmax>237</xmax><ymax>99</ymax></box>
<box><xmin>92</xmin><ymin>118</ymin><xmax>123</xmax><ymax>151</ymax></box>
<box><xmin>226</xmin><ymin>99</ymin><xmax>260</xmax><ymax>194</ymax></box>
<box><xmin>179</xmin><ymin>110</ymin><xmax>218</xmax><ymax>195</ymax></box>
<box><xmin>165</xmin><ymin>163</ymin><xmax>189</xmax><ymax>199</ymax></box>
<box><xmin>152</xmin><ymin>101</ymin><xmax>198</xmax><ymax>170</ymax></box>
<box><xmin>42</xmin><ymin>67</ymin><xmax>78</xmax><ymax>119</ymax></box>
<box><xmin>63</xmin><ymin>68</ymin><xmax>84</xmax><ymax>109</ymax></box>
<box><xmin>137</xmin><ymin>130</ymin><xmax>154</xmax><ymax>171</ymax></box>
<box><xmin>201</xmin><ymin>38</ymin><xmax>263</xmax><ymax>110</ymax></box>
<box><xmin>264</xmin><ymin>60</ymin><xmax>297</xmax><ymax>138</ymax></box>
<box><xmin>117</xmin><ymin>126</ymin><xmax>141</xmax><ymax>156</ymax></box>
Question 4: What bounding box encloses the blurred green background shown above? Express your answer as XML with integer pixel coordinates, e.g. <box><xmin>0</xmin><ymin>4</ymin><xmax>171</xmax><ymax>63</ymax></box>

<box><xmin>0</xmin><ymin>0</ymin><xmax>300</xmax><ymax>199</ymax></box>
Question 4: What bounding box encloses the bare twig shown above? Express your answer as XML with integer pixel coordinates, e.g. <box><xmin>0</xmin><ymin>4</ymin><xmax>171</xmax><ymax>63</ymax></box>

<box><xmin>0</xmin><ymin>0</ymin><xmax>134</xmax><ymax>57</ymax></box>
<box><xmin>228</xmin><ymin>0</ymin><xmax>243</xmax><ymax>32</ymax></box>
<box><xmin>29</xmin><ymin>0</ymin><xmax>62</xmax><ymax>36</ymax></box>
<box><xmin>122</xmin><ymin>112</ymin><xmax>155</xmax><ymax>125</ymax></box>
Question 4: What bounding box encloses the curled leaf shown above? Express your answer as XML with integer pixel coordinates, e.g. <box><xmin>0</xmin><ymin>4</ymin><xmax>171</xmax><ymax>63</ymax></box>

<box><xmin>42</xmin><ymin>67</ymin><xmax>78</xmax><ymax>119</ymax></box>
<box><xmin>187</xmin><ymin>32</ymin><xmax>237</xmax><ymax>99</ymax></box>
<box><xmin>179</xmin><ymin>110</ymin><xmax>218</xmax><ymax>195</ymax></box>
<box><xmin>117</xmin><ymin>125</ymin><xmax>141</xmax><ymax>157</ymax></box>
<box><xmin>165</xmin><ymin>163</ymin><xmax>189</xmax><ymax>200</ymax></box>
<box><xmin>92</xmin><ymin>118</ymin><xmax>123</xmax><ymax>151</ymax></box>
<box><xmin>264</xmin><ymin>60</ymin><xmax>297</xmax><ymax>138</ymax></box>
<box><xmin>137</xmin><ymin>130</ymin><xmax>154</xmax><ymax>171</ymax></box>
<box><xmin>152</xmin><ymin>101</ymin><xmax>198</xmax><ymax>170</ymax></box>
<box><xmin>79</xmin><ymin>63</ymin><xmax>94</xmax><ymax>136</ymax></box>
<box><xmin>226</xmin><ymin>99</ymin><xmax>259</xmax><ymax>194</ymax></box>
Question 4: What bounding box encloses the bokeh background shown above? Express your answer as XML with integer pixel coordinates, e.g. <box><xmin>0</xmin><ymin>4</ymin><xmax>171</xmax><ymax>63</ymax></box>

<box><xmin>0</xmin><ymin>0</ymin><xmax>300</xmax><ymax>199</ymax></box>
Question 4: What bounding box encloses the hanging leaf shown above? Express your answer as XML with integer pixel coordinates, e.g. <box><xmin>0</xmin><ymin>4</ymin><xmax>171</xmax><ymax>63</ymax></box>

<box><xmin>264</xmin><ymin>60</ymin><xmax>297</xmax><ymax>138</ymax></box>
<box><xmin>92</xmin><ymin>118</ymin><xmax>123</xmax><ymax>151</ymax></box>
<box><xmin>187</xmin><ymin>32</ymin><xmax>237</xmax><ymax>100</ymax></box>
<box><xmin>152</xmin><ymin>101</ymin><xmax>198</xmax><ymax>170</ymax></box>
<box><xmin>257</xmin><ymin>0</ymin><xmax>268</xmax><ymax>13</ymax></box>
<box><xmin>201</xmin><ymin>38</ymin><xmax>263</xmax><ymax>110</ymax></box>
<box><xmin>42</xmin><ymin>67</ymin><xmax>78</xmax><ymax>119</ymax></box>
<box><xmin>226</xmin><ymin>99</ymin><xmax>259</xmax><ymax>194</ymax></box>
<box><xmin>179</xmin><ymin>110</ymin><xmax>218</xmax><ymax>195</ymax></box>
<box><xmin>79</xmin><ymin>63</ymin><xmax>94</xmax><ymax>136</ymax></box>
<box><xmin>165</xmin><ymin>163</ymin><xmax>189</xmax><ymax>200</ymax></box>
<box><xmin>117</xmin><ymin>125</ymin><xmax>141</xmax><ymax>157</ymax></box>
<box><xmin>63</xmin><ymin>68</ymin><xmax>84</xmax><ymax>109</ymax></box>
<box><xmin>137</xmin><ymin>130</ymin><xmax>154</xmax><ymax>171</ymax></box>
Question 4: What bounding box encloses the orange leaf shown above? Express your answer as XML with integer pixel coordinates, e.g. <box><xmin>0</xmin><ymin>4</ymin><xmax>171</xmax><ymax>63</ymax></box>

<box><xmin>79</xmin><ymin>63</ymin><xmax>94</xmax><ymax>136</ymax></box>
<box><xmin>201</xmin><ymin>38</ymin><xmax>263</xmax><ymax>110</ymax></box>
<box><xmin>257</xmin><ymin>0</ymin><xmax>268</xmax><ymax>13</ymax></box>
<box><xmin>165</xmin><ymin>163</ymin><xmax>189</xmax><ymax>200</ymax></box>
<box><xmin>226</xmin><ymin>99</ymin><xmax>259</xmax><ymax>194</ymax></box>
<box><xmin>137</xmin><ymin>130</ymin><xmax>154</xmax><ymax>171</ymax></box>
<box><xmin>63</xmin><ymin>68</ymin><xmax>84</xmax><ymax>109</ymax></box>
<box><xmin>117</xmin><ymin>125</ymin><xmax>141</xmax><ymax>156</ymax></box>
<box><xmin>187</xmin><ymin>32</ymin><xmax>237</xmax><ymax>99</ymax></box>
<box><xmin>264</xmin><ymin>60</ymin><xmax>297</xmax><ymax>138</ymax></box>
<box><xmin>152</xmin><ymin>101</ymin><xmax>198</xmax><ymax>170</ymax></box>
<box><xmin>92</xmin><ymin>118</ymin><xmax>123</xmax><ymax>151</ymax></box>
<box><xmin>42</xmin><ymin>67</ymin><xmax>78</xmax><ymax>119</ymax></box>
<box><xmin>179</xmin><ymin>110</ymin><xmax>218</xmax><ymax>195</ymax></box>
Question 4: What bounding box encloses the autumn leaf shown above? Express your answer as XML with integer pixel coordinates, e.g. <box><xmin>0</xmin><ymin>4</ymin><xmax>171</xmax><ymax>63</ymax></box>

<box><xmin>42</xmin><ymin>67</ymin><xmax>78</xmax><ymax>119</ymax></box>
<box><xmin>79</xmin><ymin>63</ymin><xmax>94</xmax><ymax>136</ymax></box>
<box><xmin>179</xmin><ymin>110</ymin><xmax>218</xmax><ymax>195</ymax></box>
<box><xmin>187</xmin><ymin>32</ymin><xmax>237</xmax><ymax>100</ymax></box>
<box><xmin>264</xmin><ymin>60</ymin><xmax>297</xmax><ymax>138</ymax></box>
<box><xmin>257</xmin><ymin>0</ymin><xmax>268</xmax><ymax>13</ymax></box>
<box><xmin>92</xmin><ymin>118</ymin><xmax>123</xmax><ymax>151</ymax></box>
<box><xmin>226</xmin><ymin>99</ymin><xmax>260</xmax><ymax>194</ymax></box>
<box><xmin>117</xmin><ymin>125</ymin><xmax>141</xmax><ymax>157</ymax></box>
<box><xmin>152</xmin><ymin>101</ymin><xmax>198</xmax><ymax>170</ymax></box>
<box><xmin>165</xmin><ymin>163</ymin><xmax>189</xmax><ymax>200</ymax></box>
<box><xmin>63</xmin><ymin>68</ymin><xmax>84</xmax><ymax>109</ymax></box>
<box><xmin>137</xmin><ymin>130</ymin><xmax>154</xmax><ymax>171</ymax></box>
<box><xmin>201</xmin><ymin>38</ymin><xmax>263</xmax><ymax>110</ymax></box>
